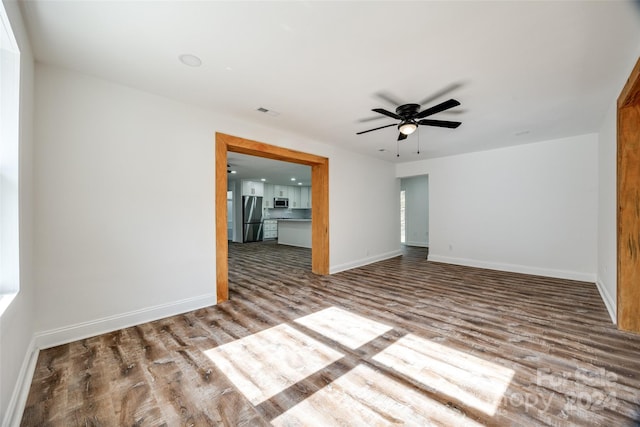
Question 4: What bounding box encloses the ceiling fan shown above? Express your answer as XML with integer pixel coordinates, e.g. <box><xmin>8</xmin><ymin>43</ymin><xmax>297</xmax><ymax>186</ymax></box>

<box><xmin>357</xmin><ymin>98</ymin><xmax>462</xmax><ymax>141</ymax></box>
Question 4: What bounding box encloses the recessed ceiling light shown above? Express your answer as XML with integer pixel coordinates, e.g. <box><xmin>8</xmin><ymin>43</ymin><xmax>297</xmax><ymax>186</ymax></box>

<box><xmin>230</xmin><ymin>170</ymin><xmax>237</xmax><ymax>174</ymax></box>
<box><xmin>261</xmin><ymin>178</ymin><xmax>266</xmax><ymax>182</ymax></box>
<box><xmin>179</xmin><ymin>54</ymin><xmax>202</xmax><ymax>67</ymax></box>
<box><xmin>298</xmin><ymin>182</ymin><xmax>302</xmax><ymax>185</ymax></box>
<box><xmin>291</xmin><ymin>177</ymin><xmax>296</xmax><ymax>181</ymax></box>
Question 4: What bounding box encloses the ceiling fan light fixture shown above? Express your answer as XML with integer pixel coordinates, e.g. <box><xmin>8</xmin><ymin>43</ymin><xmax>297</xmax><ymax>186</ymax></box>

<box><xmin>399</xmin><ymin>121</ymin><xmax>417</xmax><ymax>135</ymax></box>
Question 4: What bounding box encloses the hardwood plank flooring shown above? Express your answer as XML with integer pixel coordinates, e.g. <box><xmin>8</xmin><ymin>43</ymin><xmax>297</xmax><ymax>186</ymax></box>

<box><xmin>21</xmin><ymin>241</ymin><xmax>640</xmax><ymax>426</ymax></box>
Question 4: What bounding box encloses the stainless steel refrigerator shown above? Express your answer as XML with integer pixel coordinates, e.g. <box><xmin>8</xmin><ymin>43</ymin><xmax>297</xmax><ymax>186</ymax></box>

<box><xmin>242</xmin><ymin>196</ymin><xmax>264</xmax><ymax>242</ymax></box>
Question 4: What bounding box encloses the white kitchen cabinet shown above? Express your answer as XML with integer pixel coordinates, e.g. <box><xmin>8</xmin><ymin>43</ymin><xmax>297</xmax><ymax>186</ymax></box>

<box><xmin>274</xmin><ymin>185</ymin><xmax>288</xmax><ymax>198</ymax></box>
<box><xmin>268</xmin><ymin>184</ymin><xmax>309</xmax><ymax>208</ymax></box>
<box><xmin>289</xmin><ymin>186</ymin><xmax>301</xmax><ymax>208</ymax></box>
<box><xmin>263</xmin><ymin>184</ymin><xmax>274</xmax><ymax>207</ymax></box>
<box><xmin>300</xmin><ymin>186</ymin><xmax>311</xmax><ymax>208</ymax></box>
<box><xmin>242</xmin><ymin>180</ymin><xmax>264</xmax><ymax>197</ymax></box>
<box><xmin>263</xmin><ymin>219</ymin><xmax>278</xmax><ymax>239</ymax></box>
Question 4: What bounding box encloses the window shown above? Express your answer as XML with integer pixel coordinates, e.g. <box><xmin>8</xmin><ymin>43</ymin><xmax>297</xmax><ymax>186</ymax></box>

<box><xmin>0</xmin><ymin>2</ymin><xmax>21</xmax><ymax>315</ymax></box>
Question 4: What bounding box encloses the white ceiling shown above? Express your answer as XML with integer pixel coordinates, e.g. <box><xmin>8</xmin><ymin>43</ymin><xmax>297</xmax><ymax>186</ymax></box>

<box><xmin>20</xmin><ymin>1</ymin><xmax>640</xmax><ymax>162</ymax></box>
<box><xmin>227</xmin><ymin>152</ymin><xmax>311</xmax><ymax>187</ymax></box>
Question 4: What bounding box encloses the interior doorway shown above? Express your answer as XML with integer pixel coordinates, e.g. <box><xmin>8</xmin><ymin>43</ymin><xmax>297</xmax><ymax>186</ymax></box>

<box><xmin>215</xmin><ymin>133</ymin><xmax>329</xmax><ymax>303</ymax></box>
<box><xmin>226</xmin><ymin>152</ymin><xmax>312</xmax><ymax>244</ymax></box>
<box><xmin>617</xmin><ymin>57</ymin><xmax>640</xmax><ymax>333</ymax></box>
<box><xmin>400</xmin><ymin>175</ymin><xmax>430</xmax><ymax>249</ymax></box>
<box><xmin>400</xmin><ymin>190</ymin><xmax>406</xmax><ymax>244</ymax></box>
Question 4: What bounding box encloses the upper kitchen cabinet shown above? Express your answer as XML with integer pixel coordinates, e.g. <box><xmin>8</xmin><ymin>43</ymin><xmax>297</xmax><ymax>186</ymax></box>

<box><xmin>274</xmin><ymin>185</ymin><xmax>288</xmax><ymax>198</ymax></box>
<box><xmin>300</xmin><ymin>186</ymin><xmax>311</xmax><ymax>208</ymax></box>
<box><xmin>242</xmin><ymin>180</ymin><xmax>264</xmax><ymax>197</ymax></box>
<box><xmin>260</xmin><ymin>183</ymin><xmax>311</xmax><ymax>209</ymax></box>
<box><xmin>289</xmin><ymin>186</ymin><xmax>301</xmax><ymax>208</ymax></box>
<box><xmin>263</xmin><ymin>184</ymin><xmax>274</xmax><ymax>207</ymax></box>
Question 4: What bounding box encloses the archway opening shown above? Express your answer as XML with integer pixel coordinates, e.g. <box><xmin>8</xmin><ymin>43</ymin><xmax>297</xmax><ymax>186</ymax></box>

<box><xmin>215</xmin><ymin>133</ymin><xmax>329</xmax><ymax>302</ymax></box>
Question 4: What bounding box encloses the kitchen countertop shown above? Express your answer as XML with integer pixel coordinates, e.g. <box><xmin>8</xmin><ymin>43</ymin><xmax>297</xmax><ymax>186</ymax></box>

<box><xmin>275</xmin><ymin>218</ymin><xmax>311</xmax><ymax>222</ymax></box>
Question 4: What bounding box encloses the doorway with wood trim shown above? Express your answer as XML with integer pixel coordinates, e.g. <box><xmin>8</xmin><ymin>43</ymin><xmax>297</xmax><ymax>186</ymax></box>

<box><xmin>617</xmin><ymin>57</ymin><xmax>640</xmax><ymax>333</ymax></box>
<box><xmin>215</xmin><ymin>133</ymin><xmax>330</xmax><ymax>303</ymax></box>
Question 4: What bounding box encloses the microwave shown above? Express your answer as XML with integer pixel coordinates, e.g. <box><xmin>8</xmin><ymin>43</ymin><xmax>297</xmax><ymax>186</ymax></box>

<box><xmin>274</xmin><ymin>197</ymin><xmax>289</xmax><ymax>208</ymax></box>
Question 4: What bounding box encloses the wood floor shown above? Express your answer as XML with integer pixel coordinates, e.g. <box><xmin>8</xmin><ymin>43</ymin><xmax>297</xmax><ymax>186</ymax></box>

<box><xmin>21</xmin><ymin>242</ymin><xmax>640</xmax><ymax>426</ymax></box>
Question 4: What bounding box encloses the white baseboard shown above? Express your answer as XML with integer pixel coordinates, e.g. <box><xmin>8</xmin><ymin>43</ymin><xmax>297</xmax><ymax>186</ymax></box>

<box><xmin>427</xmin><ymin>254</ymin><xmax>597</xmax><ymax>283</ymax></box>
<box><xmin>2</xmin><ymin>337</ymin><xmax>38</xmax><ymax>427</ymax></box>
<box><xmin>595</xmin><ymin>279</ymin><xmax>616</xmax><ymax>324</ymax></box>
<box><xmin>34</xmin><ymin>293</ymin><xmax>217</xmax><ymax>350</ymax></box>
<box><xmin>330</xmin><ymin>249</ymin><xmax>403</xmax><ymax>274</ymax></box>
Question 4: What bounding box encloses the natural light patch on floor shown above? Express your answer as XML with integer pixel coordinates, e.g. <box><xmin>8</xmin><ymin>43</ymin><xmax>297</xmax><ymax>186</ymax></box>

<box><xmin>203</xmin><ymin>324</ymin><xmax>343</xmax><ymax>405</ymax></box>
<box><xmin>294</xmin><ymin>306</ymin><xmax>393</xmax><ymax>349</ymax></box>
<box><xmin>271</xmin><ymin>363</ymin><xmax>484</xmax><ymax>427</ymax></box>
<box><xmin>372</xmin><ymin>334</ymin><xmax>514</xmax><ymax>416</ymax></box>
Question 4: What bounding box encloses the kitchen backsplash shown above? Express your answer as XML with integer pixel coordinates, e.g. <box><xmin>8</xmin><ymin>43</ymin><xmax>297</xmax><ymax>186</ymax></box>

<box><xmin>264</xmin><ymin>208</ymin><xmax>311</xmax><ymax>220</ymax></box>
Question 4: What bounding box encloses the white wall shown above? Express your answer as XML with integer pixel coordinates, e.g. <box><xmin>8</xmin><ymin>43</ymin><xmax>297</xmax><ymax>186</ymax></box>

<box><xmin>33</xmin><ymin>65</ymin><xmax>218</xmax><ymax>343</ymax></box>
<box><xmin>400</xmin><ymin>175</ymin><xmax>429</xmax><ymax>247</ymax></box>
<box><xmin>596</xmin><ymin>101</ymin><xmax>617</xmax><ymax>321</ymax></box>
<box><xmin>0</xmin><ymin>1</ymin><xmax>36</xmax><ymax>425</ymax></box>
<box><xmin>33</xmin><ymin>63</ymin><xmax>400</xmax><ymax>345</ymax></box>
<box><xmin>329</xmin><ymin>152</ymin><xmax>400</xmax><ymax>273</ymax></box>
<box><xmin>397</xmin><ymin>135</ymin><xmax>598</xmax><ymax>281</ymax></box>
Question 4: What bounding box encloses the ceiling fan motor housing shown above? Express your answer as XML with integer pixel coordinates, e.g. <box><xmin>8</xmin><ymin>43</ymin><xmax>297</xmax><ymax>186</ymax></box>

<box><xmin>396</xmin><ymin>103</ymin><xmax>421</xmax><ymax>118</ymax></box>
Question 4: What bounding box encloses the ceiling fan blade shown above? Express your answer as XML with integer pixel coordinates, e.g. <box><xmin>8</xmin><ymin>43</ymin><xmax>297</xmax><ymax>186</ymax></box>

<box><xmin>375</xmin><ymin>91</ymin><xmax>404</xmax><ymax>107</ymax></box>
<box><xmin>398</xmin><ymin>132</ymin><xmax>408</xmax><ymax>141</ymax></box>
<box><xmin>356</xmin><ymin>123</ymin><xmax>397</xmax><ymax>135</ymax></box>
<box><xmin>372</xmin><ymin>108</ymin><xmax>402</xmax><ymax>120</ymax></box>
<box><xmin>419</xmin><ymin>83</ymin><xmax>463</xmax><ymax>106</ymax></box>
<box><xmin>418</xmin><ymin>119</ymin><xmax>462</xmax><ymax>129</ymax></box>
<box><xmin>358</xmin><ymin>115</ymin><xmax>386</xmax><ymax>123</ymax></box>
<box><xmin>415</xmin><ymin>99</ymin><xmax>461</xmax><ymax>119</ymax></box>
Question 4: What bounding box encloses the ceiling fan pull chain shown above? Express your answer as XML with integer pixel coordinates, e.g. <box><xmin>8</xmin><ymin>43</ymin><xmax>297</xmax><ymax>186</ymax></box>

<box><xmin>417</xmin><ymin>127</ymin><xmax>421</xmax><ymax>155</ymax></box>
<box><xmin>397</xmin><ymin>139</ymin><xmax>400</xmax><ymax>158</ymax></box>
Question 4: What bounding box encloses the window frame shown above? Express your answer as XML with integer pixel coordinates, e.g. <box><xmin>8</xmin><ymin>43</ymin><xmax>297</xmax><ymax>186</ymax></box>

<box><xmin>0</xmin><ymin>2</ymin><xmax>21</xmax><ymax>316</ymax></box>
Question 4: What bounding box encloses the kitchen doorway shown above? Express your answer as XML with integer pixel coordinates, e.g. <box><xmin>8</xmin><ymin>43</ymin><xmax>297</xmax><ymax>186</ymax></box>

<box><xmin>227</xmin><ymin>152</ymin><xmax>312</xmax><ymax>244</ymax></box>
<box><xmin>215</xmin><ymin>133</ymin><xmax>329</xmax><ymax>303</ymax></box>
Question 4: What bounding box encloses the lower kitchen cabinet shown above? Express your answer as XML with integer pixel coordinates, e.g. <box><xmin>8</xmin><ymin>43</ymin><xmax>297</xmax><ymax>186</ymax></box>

<box><xmin>263</xmin><ymin>219</ymin><xmax>278</xmax><ymax>239</ymax></box>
